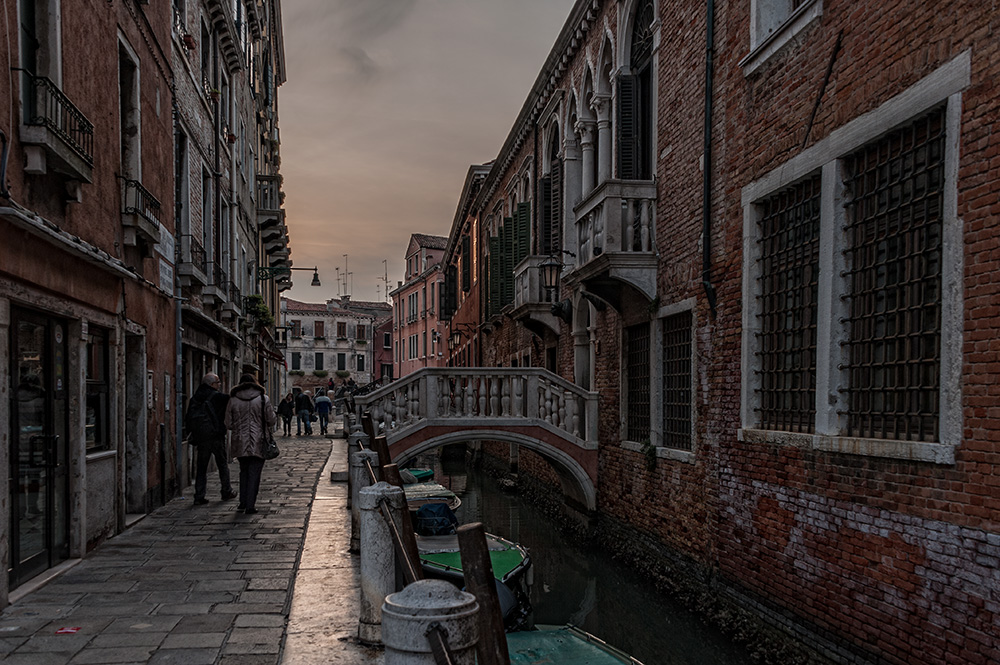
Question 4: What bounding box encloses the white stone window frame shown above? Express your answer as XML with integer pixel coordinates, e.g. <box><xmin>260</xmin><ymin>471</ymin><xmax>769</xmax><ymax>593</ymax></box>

<box><xmin>622</xmin><ymin>297</ymin><xmax>698</xmax><ymax>464</ymax></box>
<box><xmin>740</xmin><ymin>0</ymin><xmax>823</xmax><ymax>76</ymax></box>
<box><xmin>740</xmin><ymin>52</ymin><xmax>969</xmax><ymax>464</ymax></box>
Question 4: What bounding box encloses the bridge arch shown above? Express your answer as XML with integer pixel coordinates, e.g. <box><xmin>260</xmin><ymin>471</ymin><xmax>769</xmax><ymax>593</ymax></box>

<box><xmin>389</xmin><ymin>428</ymin><xmax>597</xmax><ymax>513</ymax></box>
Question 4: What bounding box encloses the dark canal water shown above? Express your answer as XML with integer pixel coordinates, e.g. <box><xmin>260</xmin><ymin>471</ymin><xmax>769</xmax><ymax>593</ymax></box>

<box><xmin>420</xmin><ymin>450</ymin><xmax>752</xmax><ymax>665</ymax></box>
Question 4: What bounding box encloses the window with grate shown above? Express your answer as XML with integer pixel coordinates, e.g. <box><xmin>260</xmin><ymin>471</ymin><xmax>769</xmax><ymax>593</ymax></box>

<box><xmin>755</xmin><ymin>175</ymin><xmax>820</xmax><ymax>433</ymax></box>
<box><xmin>843</xmin><ymin>107</ymin><xmax>944</xmax><ymax>442</ymax></box>
<box><xmin>662</xmin><ymin>311</ymin><xmax>693</xmax><ymax>450</ymax></box>
<box><xmin>625</xmin><ymin>323</ymin><xmax>651</xmax><ymax>442</ymax></box>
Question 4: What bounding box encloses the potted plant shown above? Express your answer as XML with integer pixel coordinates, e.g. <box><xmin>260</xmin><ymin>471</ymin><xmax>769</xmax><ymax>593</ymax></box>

<box><xmin>209</xmin><ymin>88</ymin><xmax>220</xmax><ymax>103</ymax></box>
<box><xmin>313</xmin><ymin>370</ymin><xmax>329</xmax><ymax>378</ymax></box>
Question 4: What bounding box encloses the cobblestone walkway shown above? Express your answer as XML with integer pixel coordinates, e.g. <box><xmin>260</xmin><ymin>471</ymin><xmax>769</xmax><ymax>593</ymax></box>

<box><xmin>0</xmin><ymin>434</ymin><xmax>356</xmax><ymax>665</ymax></box>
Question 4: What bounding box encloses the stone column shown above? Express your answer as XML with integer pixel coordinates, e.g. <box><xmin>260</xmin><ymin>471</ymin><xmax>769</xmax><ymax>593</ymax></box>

<box><xmin>350</xmin><ymin>449</ymin><xmax>379</xmax><ymax>553</ymax></box>
<box><xmin>593</xmin><ymin>94</ymin><xmax>612</xmax><ymax>185</ymax></box>
<box><xmin>358</xmin><ymin>480</ymin><xmax>407</xmax><ymax>645</ymax></box>
<box><xmin>576</xmin><ymin>120</ymin><xmax>596</xmax><ymax>198</ymax></box>
<box><xmin>382</xmin><ymin>579</ymin><xmax>479</xmax><ymax>664</ymax></box>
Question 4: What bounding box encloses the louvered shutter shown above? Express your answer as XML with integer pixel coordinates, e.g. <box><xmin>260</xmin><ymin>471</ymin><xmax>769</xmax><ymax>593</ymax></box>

<box><xmin>540</xmin><ymin>176</ymin><xmax>552</xmax><ymax>255</ymax></box>
<box><xmin>516</xmin><ymin>202</ymin><xmax>531</xmax><ymax>265</ymax></box>
<box><xmin>618</xmin><ymin>74</ymin><xmax>638</xmax><ymax>180</ymax></box>
<box><xmin>446</xmin><ymin>265</ymin><xmax>458</xmax><ymax>316</ymax></box>
<box><xmin>550</xmin><ymin>160</ymin><xmax>563</xmax><ymax>252</ymax></box>
<box><xmin>488</xmin><ymin>237</ymin><xmax>501</xmax><ymax>318</ymax></box>
<box><xmin>461</xmin><ymin>236</ymin><xmax>471</xmax><ymax>292</ymax></box>
<box><xmin>502</xmin><ymin>218</ymin><xmax>515</xmax><ymax>305</ymax></box>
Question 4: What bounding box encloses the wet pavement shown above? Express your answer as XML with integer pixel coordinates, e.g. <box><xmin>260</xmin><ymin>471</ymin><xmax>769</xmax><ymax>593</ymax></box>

<box><xmin>0</xmin><ymin>425</ymin><xmax>382</xmax><ymax>665</ymax></box>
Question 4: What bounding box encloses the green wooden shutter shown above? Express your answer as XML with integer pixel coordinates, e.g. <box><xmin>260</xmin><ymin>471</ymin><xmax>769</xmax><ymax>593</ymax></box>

<box><xmin>617</xmin><ymin>74</ymin><xmax>638</xmax><ymax>180</ymax></box>
<box><xmin>540</xmin><ymin>176</ymin><xmax>552</xmax><ymax>255</ymax></box>
<box><xmin>502</xmin><ymin>218</ymin><xmax>514</xmax><ymax>305</ymax></box>
<box><xmin>550</xmin><ymin>159</ymin><xmax>563</xmax><ymax>252</ymax></box>
<box><xmin>488</xmin><ymin>237</ymin><xmax>501</xmax><ymax>317</ymax></box>
<box><xmin>516</xmin><ymin>202</ymin><xmax>531</xmax><ymax>265</ymax></box>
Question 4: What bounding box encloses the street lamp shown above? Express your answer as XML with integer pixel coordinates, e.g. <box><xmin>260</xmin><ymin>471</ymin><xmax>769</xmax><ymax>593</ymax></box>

<box><xmin>257</xmin><ymin>266</ymin><xmax>321</xmax><ymax>287</ymax></box>
<box><xmin>539</xmin><ymin>255</ymin><xmax>561</xmax><ymax>296</ymax></box>
<box><xmin>449</xmin><ymin>322</ymin><xmax>476</xmax><ymax>347</ymax></box>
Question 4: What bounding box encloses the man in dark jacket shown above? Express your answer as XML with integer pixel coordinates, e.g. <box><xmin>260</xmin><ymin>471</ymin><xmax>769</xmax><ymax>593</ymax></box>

<box><xmin>185</xmin><ymin>373</ymin><xmax>237</xmax><ymax>505</ymax></box>
<box><xmin>295</xmin><ymin>390</ymin><xmax>315</xmax><ymax>436</ymax></box>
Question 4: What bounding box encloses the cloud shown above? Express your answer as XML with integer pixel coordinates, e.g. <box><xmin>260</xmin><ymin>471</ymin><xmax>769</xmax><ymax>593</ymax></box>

<box><xmin>337</xmin><ymin>46</ymin><xmax>380</xmax><ymax>82</ymax></box>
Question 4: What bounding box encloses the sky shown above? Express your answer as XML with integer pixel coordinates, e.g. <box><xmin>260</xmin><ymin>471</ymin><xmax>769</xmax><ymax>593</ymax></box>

<box><xmin>278</xmin><ymin>0</ymin><xmax>578</xmax><ymax>304</ymax></box>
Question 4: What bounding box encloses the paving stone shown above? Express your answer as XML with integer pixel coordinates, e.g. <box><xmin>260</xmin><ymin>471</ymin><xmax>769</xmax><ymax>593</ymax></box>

<box><xmin>13</xmin><ymin>633</ymin><xmax>90</xmax><ymax>653</ymax></box>
<box><xmin>89</xmin><ymin>632</ymin><xmax>167</xmax><ymax>648</ymax></box>
<box><xmin>171</xmin><ymin>614</ymin><xmax>235</xmax><ymax>633</ymax></box>
<box><xmin>104</xmin><ymin>616</ymin><xmax>182</xmax><ymax>633</ymax></box>
<box><xmin>154</xmin><ymin>603</ymin><xmax>214</xmax><ymax>616</ymax></box>
<box><xmin>67</xmin><ymin>646</ymin><xmax>157</xmax><ymax>664</ymax></box>
<box><xmin>160</xmin><ymin>632</ymin><xmax>226</xmax><ymax>649</ymax></box>
<box><xmin>246</xmin><ymin>578</ymin><xmax>290</xmax><ymax>591</ymax></box>
<box><xmin>146</xmin><ymin>648</ymin><xmax>219</xmax><ymax>665</ymax></box>
<box><xmin>234</xmin><ymin>613</ymin><xmax>286</xmax><ymax>628</ymax></box>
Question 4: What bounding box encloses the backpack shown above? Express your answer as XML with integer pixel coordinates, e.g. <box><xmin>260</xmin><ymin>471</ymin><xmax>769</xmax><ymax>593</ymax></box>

<box><xmin>186</xmin><ymin>396</ymin><xmax>223</xmax><ymax>442</ymax></box>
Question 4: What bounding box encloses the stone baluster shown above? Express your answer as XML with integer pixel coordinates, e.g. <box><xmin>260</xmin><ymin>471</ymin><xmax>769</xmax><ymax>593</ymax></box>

<box><xmin>567</xmin><ymin>392</ymin><xmax>579</xmax><ymax>437</ymax></box>
<box><xmin>545</xmin><ymin>384</ymin><xmax>554</xmax><ymax>425</ymax></box>
<box><xmin>490</xmin><ymin>377</ymin><xmax>500</xmax><ymax>416</ymax></box>
<box><xmin>395</xmin><ymin>390</ymin><xmax>404</xmax><ymax>429</ymax></box>
<box><xmin>624</xmin><ymin>197</ymin><xmax>635</xmax><ymax>252</ymax></box>
<box><xmin>501</xmin><ymin>377</ymin><xmax>510</xmax><ymax>416</ymax></box>
<box><xmin>409</xmin><ymin>383</ymin><xmax>419</xmax><ymax>423</ymax></box>
<box><xmin>465</xmin><ymin>380</ymin><xmax>475</xmax><ymax>416</ymax></box>
<box><xmin>512</xmin><ymin>377</ymin><xmax>523</xmax><ymax>417</ymax></box>
<box><xmin>558</xmin><ymin>391</ymin><xmax>567</xmax><ymax>431</ymax></box>
<box><xmin>478</xmin><ymin>377</ymin><xmax>487</xmax><ymax>416</ymax></box>
<box><xmin>641</xmin><ymin>198</ymin><xmax>652</xmax><ymax>251</ymax></box>
<box><xmin>538</xmin><ymin>382</ymin><xmax>547</xmax><ymax>422</ymax></box>
<box><xmin>594</xmin><ymin>205</ymin><xmax>604</xmax><ymax>255</ymax></box>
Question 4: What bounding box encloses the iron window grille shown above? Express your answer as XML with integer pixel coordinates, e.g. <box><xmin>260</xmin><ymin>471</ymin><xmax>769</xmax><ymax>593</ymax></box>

<box><xmin>625</xmin><ymin>323</ymin><xmax>651</xmax><ymax>443</ymax></box>
<box><xmin>662</xmin><ymin>310</ymin><xmax>693</xmax><ymax>450</ymax></box>
<box><xmin>755</xmin><ymin>175</ymin><xmax>821</xmax><ymax>433</ymax></box>
<box><xmin>843</xmin><ymin>107</ymin><xmax>944</xmax><ymax>442</ymax></box>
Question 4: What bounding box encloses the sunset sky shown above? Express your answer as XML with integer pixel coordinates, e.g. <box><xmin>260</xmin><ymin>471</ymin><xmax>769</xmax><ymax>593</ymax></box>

<box><xmin>278</xmin><ymin>0</ymin><xmax>578</xmax><ymax>304</ymax></box>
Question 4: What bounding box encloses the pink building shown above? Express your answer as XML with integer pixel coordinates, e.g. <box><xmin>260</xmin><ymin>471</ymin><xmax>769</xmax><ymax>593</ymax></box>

<box><xmin>391</xmin><ymin>234</ymin><xmax>448</xmax><ymax>378</ymax></box>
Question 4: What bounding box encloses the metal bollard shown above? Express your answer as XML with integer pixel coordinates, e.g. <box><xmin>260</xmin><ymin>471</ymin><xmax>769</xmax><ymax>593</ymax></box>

<box><xmin>350</xmin><ymin>450</ymin><xmax>379</xmax><ymax>554</ymax></box>
<box><xmin>358</xmin><ymin>481</ymin><xmax>406</xmax><ymax>645</ymax></box>
<box><xmin>382</xmin><ymin>579</ymin><xmax>479</xmax><ymax>665</ymax></box>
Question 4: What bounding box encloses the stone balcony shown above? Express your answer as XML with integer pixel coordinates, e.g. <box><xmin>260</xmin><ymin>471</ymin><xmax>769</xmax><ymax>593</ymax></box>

<box><xmin>567</xmin><ymin>179</ymin><xmax>658</xmax><ymax>311</ymax></box>
<box><xmin>512</xmin><ymin>255</ymin><xmax>561</xmax><ymax>336</ymax></box>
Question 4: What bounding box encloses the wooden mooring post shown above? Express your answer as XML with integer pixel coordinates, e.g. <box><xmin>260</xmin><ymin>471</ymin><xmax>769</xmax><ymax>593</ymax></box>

<box><xmin>456</xmin><ymin>522</ymin><xmax>510</xmax><ymax>665</ymax></box>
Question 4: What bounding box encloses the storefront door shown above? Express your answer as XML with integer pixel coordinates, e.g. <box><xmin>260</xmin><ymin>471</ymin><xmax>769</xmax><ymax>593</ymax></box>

<box><xmin>9</xmin><ymin>308</ymin><xmax>70</xmax><ymax>588</ymax></box>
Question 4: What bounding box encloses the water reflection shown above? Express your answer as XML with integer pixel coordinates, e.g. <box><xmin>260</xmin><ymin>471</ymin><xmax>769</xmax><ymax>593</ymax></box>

<box><xmin>416</xmin><ymin>448</ymin><xmax>751</xmax><ymax>665</ymax></box>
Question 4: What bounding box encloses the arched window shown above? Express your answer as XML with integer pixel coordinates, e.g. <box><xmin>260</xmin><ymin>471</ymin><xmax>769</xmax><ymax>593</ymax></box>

<box><xmin>619</xmin><ymin>0</ymin><xmax>655</xmax><ymax>180</ymax></box>
<box><xmin>541</xmin><ymin>125</ymin><xmax>562</xmax><ymax>255</ymax></box>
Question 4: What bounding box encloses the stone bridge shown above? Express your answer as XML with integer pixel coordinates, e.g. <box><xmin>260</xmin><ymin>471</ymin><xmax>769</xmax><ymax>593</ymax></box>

<box><xmin>355</xmin><ymin>368</ymin><xmax>599</xmax><ymax>512</ymax></box>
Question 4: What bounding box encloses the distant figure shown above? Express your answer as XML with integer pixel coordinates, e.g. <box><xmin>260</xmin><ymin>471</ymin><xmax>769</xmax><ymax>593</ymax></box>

<box><xmin>184</xmin><ymin>373</ymin><xmax>237</xmax><ymax>505</ymax></box>
<box><xmin>295</xmin><ymin>390</ymin><xmax>315</xmax><ymax>436</ymax></box>
<box><xmin>224</xmin><ymin>373</ymin><xmax>276</xmax><ymax>515</ymax></box>
<box><xmin>276</xmin><ymin>392</ymin><xmax>295</xmax><ymax>436</ymax></box>
<box><xmin>314</xmin><ymin>389</ymin><xmax>333</xmax><ymax>436</ymax></box>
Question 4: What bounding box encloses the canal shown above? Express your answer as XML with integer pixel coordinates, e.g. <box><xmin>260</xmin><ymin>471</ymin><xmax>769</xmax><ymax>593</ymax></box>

<box><xmin>419</xmin><ymin>449</ymin><xmax>752</xmax><ymax>665</ymax></box>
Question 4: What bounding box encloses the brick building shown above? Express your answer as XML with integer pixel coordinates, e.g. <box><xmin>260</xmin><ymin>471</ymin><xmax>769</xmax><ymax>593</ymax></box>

<box><xmin>436</xmin><ymin>0</ymin><xmax>1000</xmax><ymax>663</ymax></box>
<box><xmin>0</xmin><ymin>0</ymin><xmax>290</xmax><ymax>607</ymax></box>
<box><xmin>390</xmin><ymin>234</ymin><xmax>448</xmax><ymax>378</ymax></box>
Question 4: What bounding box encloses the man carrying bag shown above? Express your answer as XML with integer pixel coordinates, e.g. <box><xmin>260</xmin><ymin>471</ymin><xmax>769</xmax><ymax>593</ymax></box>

<box><xmin>185</xmin><ymin>373</ymin><xmax>238</xmax><ymax>505</ymax></box>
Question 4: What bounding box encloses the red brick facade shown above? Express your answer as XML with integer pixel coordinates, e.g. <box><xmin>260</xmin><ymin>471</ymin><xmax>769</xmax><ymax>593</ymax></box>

<box><xmin>437</xmin><ymin>0</ymin><xmax>1000</xmax><ymax>662</ymax></box>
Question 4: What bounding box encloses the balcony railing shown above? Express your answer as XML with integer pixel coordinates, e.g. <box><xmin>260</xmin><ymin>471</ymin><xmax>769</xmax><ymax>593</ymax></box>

<box><xmin>120</xmin><ymin>179</ymin><xmax>161</xmax><ymax>246</ymax></box>
<box><xmin>257</xmin><ymin>175</ymin><xmax>282</xmax><ymax>211</ymax></box>
<box><xmin>574</xmin><ymin>179</ymin><xmax>656</xmax><ymax>264</ymax></box>
<box><xmin>228</xmin><ymin>280</ymin><xmax>242</xmax><ymax>304</ymax></box>
<box><xmin>190</xmin><ymin>238</ymin><xmax>207</xmax><ymax>274</ymax></box>
<box><xmin>24</xmin><ymin>73</ymin><xmax>94</xmax><ymax>166</ymax></box>
<box><xmin>213</xmin><ymin>264</ymin><xmax>228</xmax><ymax>288</ymax></box>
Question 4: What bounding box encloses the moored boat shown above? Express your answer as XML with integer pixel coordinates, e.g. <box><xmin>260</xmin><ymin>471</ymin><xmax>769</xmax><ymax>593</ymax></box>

<box><xmin>402</xmin><ymin>481</ymin><xmax>461</xmax><ymax>511</ymax></box>
<box><xmin>507</xmin><ymin>625</ymin><xmax>645</xmax><ymax>664</ymax></box>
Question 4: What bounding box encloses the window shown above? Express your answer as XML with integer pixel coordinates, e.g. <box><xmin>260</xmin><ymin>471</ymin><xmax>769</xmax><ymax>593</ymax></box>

<box><xmin>337</xmin><ymin>321</ymin><xmax>347</xmax><ymax>338</ymax></box>
<box><xmin>85</xmin><ymin>327</ymin><xmax>110</xmax><ymax>451</ymax></box>
<box><xmin>409</xmin><ymin>334</ymin><xmax>418</xmax><ymax>360</ymax></box>
<box><xmin>383</xmin><ymin>332</ymin><xmax>391</xmax><ymax>348</ymax></box>
<box><xmin>756</xmin><ymin>176</ymin><xmax>820</xmax><ymax>433</ymax></box>
<box><xmin>421</xmin><ymin>287</ymin><xmax>426</xmax><ymax>317</ymax></box>
<box><xmin>290</xmin><ymin>320</ymin><xmax>301</xmax><ymax>338</ymax></box>
<box><xmin>662</xmin><ymin>311</ymin><xmax>693</xmax><ymax>450</ymax></box>
<box><xmin>357</xmin><ymin>355</ymin><xmax>366</xmax><ymax>372</ymax></box>
<box><xmin>315</xmin><ymin>353</ymin><xmax>323</xmax><ymax>371</ymax></box>
<box><xmin>337</xmin><ymin>353</ymin><xmax>346</xmax><ymax>371</ymax></box>
<box><xmin>291</xmin><ymin>352</ymin><xmax>301</xmax><ymax>370</ymax></box>
<box><xmin>624</xmin><ymin>323</ymin><xmax>651</xmax><ymax>443</ymax></box>
<box><xmin>619</xmin><ymin>0</ymin><xmax>655</xmax><ymax>180</ymax></box>
<box><xmin>314</xmin><ymin>321</ymin><xmax>325</xmax><ymax>338</ymax></box>
<box><xmin>843</xmin><ymin>111</ymin><xmax>943</xmax><ymax>442</ymax></box>
<box><xmin>356</xmin><ymin>324</ymin><xmax>367</xmax><ymax>340</ymax></box>
<box><xmin>119</xmin><ymin>42</ymin><xmax>141</xmax><ymax>180</ymax></box>
<box><xmin>744</xmin><ymin>0</ymin><xmax>822</xmax><ymax>74</ymax></box>
<box><xmin>742</xmin><ymin>58</ymin><xmax>965</xmax><ymax>463</ymax></box>
<box><xmin>430</xmin><ymin>282</ymin><xmax>436</xmax><ymax>313</ymax></box>
<box><xmin>422</xmin><ymin>331</ymin><xmax>427</xmax><ymax>358</ymax></box>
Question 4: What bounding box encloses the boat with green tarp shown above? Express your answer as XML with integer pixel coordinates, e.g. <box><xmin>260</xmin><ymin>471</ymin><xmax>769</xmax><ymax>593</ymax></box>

<box><xmin>507</xmin><ymin>625</ymin><xmax>645</xmax><ymax>664</ymax></box>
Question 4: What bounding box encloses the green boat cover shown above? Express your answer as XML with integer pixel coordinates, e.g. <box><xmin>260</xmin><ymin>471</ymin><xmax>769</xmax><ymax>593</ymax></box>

<box><xmin>507</xmin><ymin>626</ymin><xmax>643</xmax><ymax>664</ymax></box>
<box><xmin>415</xmin><ymin>533</ymin><xmax>528</xmax><ymax>583</ymax></box>
<box><xmin>408</xmin><ymin>468</ymin><xmax>434</xmax><ymax>481</ymax></box>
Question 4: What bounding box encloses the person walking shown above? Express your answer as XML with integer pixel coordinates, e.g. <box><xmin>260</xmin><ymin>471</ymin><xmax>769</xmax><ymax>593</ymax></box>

<box><xmin>276</xmin><ymin>392</ymin><xmax>295</xmax><ymax>436</ymax></box>
<box><xmin>184</xmin><ymin>373</ymin><xmax>237</xmax><ymax>505</ymax></box>
<box><xmin>314</xmin><ymin>389</ymin><xmax>333</xmax><ymax>435</ymax></box>
<box><xmin>295</xmin><ymin>389</ymin><xmax>315</xmax><ymax>436</ymax></box>
<box><xmin>224</xmin><ymin>373</ymin><xmax>276</xmax><ymax>515</ymax></box>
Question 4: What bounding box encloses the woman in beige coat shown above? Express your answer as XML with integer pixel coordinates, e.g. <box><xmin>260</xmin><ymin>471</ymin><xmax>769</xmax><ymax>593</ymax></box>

<box><xmin>224</xmin><ymin>373</ymin><xmax>276</xmax><ymax>514</ymax></box>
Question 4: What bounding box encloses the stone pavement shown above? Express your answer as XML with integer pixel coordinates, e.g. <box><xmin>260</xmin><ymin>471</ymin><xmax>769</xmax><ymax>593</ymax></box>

<box><xmin>0</xmin><ymin>426</ymin><xmax>382</xmax><ymax>665</ymax></box>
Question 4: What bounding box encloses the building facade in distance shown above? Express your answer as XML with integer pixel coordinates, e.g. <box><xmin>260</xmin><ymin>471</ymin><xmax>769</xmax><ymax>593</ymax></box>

<box><xmin>390</xmin><ymin>234</ymin><xmax>448</xmax><ymax>378</ymax></box>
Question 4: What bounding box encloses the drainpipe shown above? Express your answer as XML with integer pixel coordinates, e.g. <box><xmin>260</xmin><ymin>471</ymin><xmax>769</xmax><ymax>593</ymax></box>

<box><xmin>702</xmin><ymin>0</ymin><xmax>718</xmax><ymax>317</ymax></box>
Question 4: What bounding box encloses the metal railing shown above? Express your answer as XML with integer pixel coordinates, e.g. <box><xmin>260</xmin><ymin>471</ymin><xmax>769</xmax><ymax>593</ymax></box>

<box><xmin>121</xmin><ymin>179</ymin><xmax>161</xmax><ymax>229</ymax></box>
<box><xmin>24</xmin><ymin>73</ymin><xmax>94</xmax><ymax>165</ymax></box>
<box><xmin>189</xmin><ymin>238</ymin><xmax>207</xmax><ymax>273</ymax></box>
<box><xmin>213</xmin><ymin>264</ymin><xmax>228</xmax><ymax>288</ymax></box>
<box><xmin>228</xmin><ymin>280</ymin><xmax>242</xmax><ymax>305</ymax></box>
<box><xmin>257</xmin><ymin>174</ymin><xmax>281</xmax><ymax>210</ymax></box>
